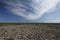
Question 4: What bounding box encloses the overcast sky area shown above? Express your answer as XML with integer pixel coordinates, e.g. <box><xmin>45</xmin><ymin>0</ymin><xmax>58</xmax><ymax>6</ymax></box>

<box><xmin>0</xmin><ymin>0</ymin><xmax>60</xmax><ymax>23</ymax></box>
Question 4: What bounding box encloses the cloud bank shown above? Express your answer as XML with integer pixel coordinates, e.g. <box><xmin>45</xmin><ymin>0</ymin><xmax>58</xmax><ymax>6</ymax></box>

<box><xmin>0</xmin><ymin>0</ymin><xmax>58</xmax><ymax>20</ymax></box>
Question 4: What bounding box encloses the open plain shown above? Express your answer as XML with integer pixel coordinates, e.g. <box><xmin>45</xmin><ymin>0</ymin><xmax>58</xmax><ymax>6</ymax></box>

<box><xmin>0</xmin><ymin>23</ymin><xmax>60</xmax><ymax>40</ymax></box>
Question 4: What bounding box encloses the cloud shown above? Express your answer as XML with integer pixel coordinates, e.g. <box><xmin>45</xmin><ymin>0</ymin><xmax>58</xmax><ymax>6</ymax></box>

<box><xmin>1</xmin><ymin>0</ymin><xmax>58</xmax><ymax>20</ymax></box>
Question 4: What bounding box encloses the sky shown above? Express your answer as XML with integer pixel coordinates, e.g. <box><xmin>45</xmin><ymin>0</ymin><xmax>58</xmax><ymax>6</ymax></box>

<box><xmin>0</xmin><ymin>0</ymin><xmax>60</xmax><ymax>23</ymax></box>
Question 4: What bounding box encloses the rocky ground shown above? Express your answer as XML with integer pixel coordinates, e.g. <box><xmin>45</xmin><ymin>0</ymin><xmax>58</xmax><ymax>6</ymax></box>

<box><xmin>0</xmin><ymin>23</ymin><xmax>60</xmax><ymax>40</ymax></box>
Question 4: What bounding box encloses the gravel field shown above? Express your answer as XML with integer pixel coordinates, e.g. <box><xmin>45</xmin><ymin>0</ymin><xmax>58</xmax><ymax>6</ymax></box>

<box><xmin>0</xmin><ymin>23</ymin><xmax>60</xmax><ymax>40</ymax></box>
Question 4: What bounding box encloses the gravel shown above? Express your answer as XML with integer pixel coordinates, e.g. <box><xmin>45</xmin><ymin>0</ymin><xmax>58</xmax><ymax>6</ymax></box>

<box><xmin>0</xmin><ymin>24</ymin><xmax>60</xmax><ymax>40</ymax></box>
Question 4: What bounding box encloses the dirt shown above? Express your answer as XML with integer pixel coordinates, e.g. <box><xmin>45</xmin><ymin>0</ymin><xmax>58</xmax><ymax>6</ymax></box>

<box><xmin>0</xmin><ymin>23</ymin><xmax>60</xmax><ymax>40</ymax></box>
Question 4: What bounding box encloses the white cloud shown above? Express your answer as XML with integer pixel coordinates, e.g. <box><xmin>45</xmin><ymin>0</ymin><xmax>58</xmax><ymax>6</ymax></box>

<box><xmin>1</xmin><ymin>0</ymin><xmax>58</xmax><ymax>20</ymax></box>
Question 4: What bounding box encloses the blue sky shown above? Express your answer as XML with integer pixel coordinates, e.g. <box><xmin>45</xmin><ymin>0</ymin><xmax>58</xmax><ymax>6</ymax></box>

<box><xmin>0</xmin><ymin>0</ymin><xmax>60</xmax><ymax>23</ymax></box>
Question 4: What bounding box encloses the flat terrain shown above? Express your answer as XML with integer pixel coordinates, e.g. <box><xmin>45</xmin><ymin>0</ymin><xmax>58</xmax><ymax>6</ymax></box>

<box><xmin>0</xmin><ymin>23</ymin><xmax>60</xmax><ymax>40</ymax></box>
